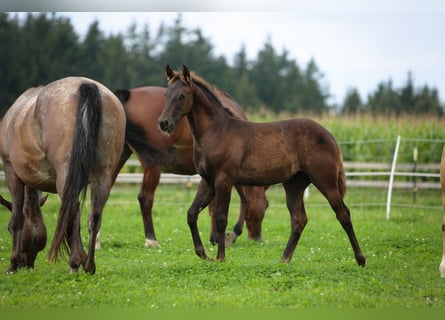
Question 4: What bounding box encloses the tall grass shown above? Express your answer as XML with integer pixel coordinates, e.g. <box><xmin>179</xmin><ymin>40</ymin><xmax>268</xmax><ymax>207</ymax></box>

<box><xmin>247</xmin><ymin>113</ymin><xmax>445</xmax><ymax>163</ymax></box>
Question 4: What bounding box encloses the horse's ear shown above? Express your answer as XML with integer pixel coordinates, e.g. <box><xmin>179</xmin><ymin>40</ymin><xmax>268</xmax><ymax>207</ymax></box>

<box><xmin>39</xmin><ymin>194</ymin><xmax>49</xmax><ymax>207</ymax></box>
<box><xmin>0</xmin><ymin>195</ymin><xmax>12</xmax><ymax>211</ymax></box>
<box><xmin>165</xmin><ymin>65</ymin><xmax>174</xmax><ymax>80</ymax></box>
<box><xmin>182</xmin><ymin>65</ymin><xmax>191</xmax><ymax>84</ymax></box>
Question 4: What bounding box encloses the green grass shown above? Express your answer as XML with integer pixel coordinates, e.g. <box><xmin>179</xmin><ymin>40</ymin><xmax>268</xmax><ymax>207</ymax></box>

<box><xmin>0</xmin><ymin>183</ymin><xmax>444</xmax><ymax>309</ymax></box>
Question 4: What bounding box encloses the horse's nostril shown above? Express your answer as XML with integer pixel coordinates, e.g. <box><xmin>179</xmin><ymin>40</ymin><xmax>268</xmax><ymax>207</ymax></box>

<box><xmin>159</xmin><ymin>119</ymin><xmax>171</xmax><ymax>132</ymax></box>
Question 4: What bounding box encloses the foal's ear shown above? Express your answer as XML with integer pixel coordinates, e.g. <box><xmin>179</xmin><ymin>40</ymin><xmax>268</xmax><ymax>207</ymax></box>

<box><xmin>165</xmin><ymin>64</ymin><xmax>174</xmax><ymax>80</ymax></box>
<box><xmin>182</xmin><ymin>65</ymin><xmax>192</xmax><ymax>84</ymax></box>
<box><xmin>0</xmin><ymin>195</ymin><xmax>12</xmax><ymax>211</ymax></box>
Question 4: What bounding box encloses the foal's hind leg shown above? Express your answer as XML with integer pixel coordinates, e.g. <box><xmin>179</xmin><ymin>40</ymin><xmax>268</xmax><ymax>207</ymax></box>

<box><xmin>316</xmin><ymin>183</ymin><xmax>366</xmax><ymax>266</ymax></box>
<box><xmin>281</xmin><ymin>174</ymin><xmax>311</xmax><ymax>263</ymax></box>
<box><xmin>188</xmin><ymin>179</ymin><xmax>215</xmax><ymax>261</ymax></box>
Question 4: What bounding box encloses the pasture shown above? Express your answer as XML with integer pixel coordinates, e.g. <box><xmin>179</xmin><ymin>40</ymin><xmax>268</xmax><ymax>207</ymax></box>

<box><xmin>0</xmin><ymin>182</ymin><xmax>444</xmax><ymax>309</ymax></box>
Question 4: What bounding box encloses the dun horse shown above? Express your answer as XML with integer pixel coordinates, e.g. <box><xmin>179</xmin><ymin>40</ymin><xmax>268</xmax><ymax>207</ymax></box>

<box><xmin>110</xmin><ymin>85</ymin><xmax>268</xmax><ymax>248</ymax></box>
<box><xmin>439</xmin><ymin>146</ymin><xmax>445</xmax><ymax>277</ymax></box>
<box><xmin>158</xmin><ymin>65</ymin><xmax>366</xmax><ymax>266</ymax></box>
<box><xmin>0</xmin><ymin>76</ymin><xmax>126</xmax><ymax>274</ymax></box>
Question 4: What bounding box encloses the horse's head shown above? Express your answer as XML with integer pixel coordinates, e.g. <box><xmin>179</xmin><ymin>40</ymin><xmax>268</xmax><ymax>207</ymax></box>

<box><xmin>0</xmin><ymin>192</ymin><xmax>48</xmax><ymax>233</ymax></box>
<box><xmin>159</xmin><ymin>65</ymin><xmax>194</xmax><ymax>134</ymax></box>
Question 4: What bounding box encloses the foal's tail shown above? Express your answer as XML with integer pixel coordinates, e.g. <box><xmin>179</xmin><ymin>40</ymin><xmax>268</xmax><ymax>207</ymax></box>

<box><xmin>48</xmin><ymin>83</ymin><xmax>102</xmax><ymax>261</ymax></box>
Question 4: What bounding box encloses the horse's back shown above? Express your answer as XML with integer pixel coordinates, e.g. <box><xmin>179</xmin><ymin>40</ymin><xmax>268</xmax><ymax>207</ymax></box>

<box><xmin>1</xmin><ymin>76</ymin><xmax>125</xmax><ymax>192</ymax></box>
<box><xmin>231</xmin><ymin>117</ymin><xmax>343</xmax><ymax>185</ymax></box>
<box><xmin>38</xmin><ymin>76</ymin><xmax>125</xmax><ymax>158</ymax></box>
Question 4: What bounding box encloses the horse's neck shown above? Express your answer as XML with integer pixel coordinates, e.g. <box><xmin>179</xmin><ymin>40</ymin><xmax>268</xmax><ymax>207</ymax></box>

<box><xmin>188</xmin><ymin>88</ymin><xmax>228</xmax><ymax>141</ymax></box>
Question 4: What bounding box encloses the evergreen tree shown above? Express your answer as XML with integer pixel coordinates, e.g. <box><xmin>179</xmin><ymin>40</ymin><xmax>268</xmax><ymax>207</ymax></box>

<box><xmin>341</xmin><ymin>88</ymin><xmax>364</xmax><ymax>114</ymax></box>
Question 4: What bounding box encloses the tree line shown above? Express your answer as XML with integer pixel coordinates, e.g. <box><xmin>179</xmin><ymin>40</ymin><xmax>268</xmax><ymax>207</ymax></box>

<box><xmin>1</xmin><ymin>12</ymin><xmax>443</xmax><ymax>117</ymax></box>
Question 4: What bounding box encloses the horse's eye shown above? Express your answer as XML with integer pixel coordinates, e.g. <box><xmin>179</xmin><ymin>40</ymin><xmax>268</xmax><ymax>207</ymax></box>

<box><xmin>179</xmin><ymin>93</ymin><xmax>186</xmax><ymax>100</ymax></box>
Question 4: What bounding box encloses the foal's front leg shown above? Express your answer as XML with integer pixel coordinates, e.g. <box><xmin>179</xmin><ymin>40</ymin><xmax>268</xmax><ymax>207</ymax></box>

<box><xmin>213</xmin><ymin>182</ymin><xmax>232</xmax><ymax>261</ymax></box>
<box><xmin>188</xmin><ymin>179</ymin><xmax>215</xmax><ymax>261</ymax></box>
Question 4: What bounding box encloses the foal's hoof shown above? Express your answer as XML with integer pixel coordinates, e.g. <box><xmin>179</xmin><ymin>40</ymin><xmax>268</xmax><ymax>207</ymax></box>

<box><xmin>145</xmin><ymin>239</ymin><xmax>160</xmax><ymax>248</ymax></box>
<box><xmin>225</xmin><ymin>232</ymin><xmax>237</xmax><ymax>247</ymax></box>
<box><xmin>356</xmin><ymin>254</ymin><xmax>366</xmax><ymax>267</ymax></box>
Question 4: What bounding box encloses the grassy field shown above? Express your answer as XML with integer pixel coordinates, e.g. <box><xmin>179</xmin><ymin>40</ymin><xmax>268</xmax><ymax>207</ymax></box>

<box><xmin>0</xmin><ymin>182</ymin><xmax>444</xmax><ymax>309</ymax></box>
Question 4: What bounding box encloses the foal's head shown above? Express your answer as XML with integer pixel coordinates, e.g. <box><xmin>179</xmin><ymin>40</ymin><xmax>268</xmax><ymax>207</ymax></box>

<box><xmin>159</xmin><ymin>65</ymin><xmax>194</xmax><ymax>133</ymax></box>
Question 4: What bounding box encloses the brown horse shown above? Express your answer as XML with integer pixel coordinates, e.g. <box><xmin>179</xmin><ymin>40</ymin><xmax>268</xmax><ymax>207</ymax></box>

<box><xmin>439</xmin><ymin>145</ymin><xmax>445</xmax><ymax>277</ymax></box>
<box><xmin>110</xmin><ymin>85</ymin><xmax>268</xmax><ymax>248</ymax></box>
<box><xmin>158</xmin><ymin>65</ymin><xmax>366</xmax><ymax>266</ymax></box>
<box><xmin>0</xmin><ymin>76</ymin><xmax>127</xmax><ymax>274</ymax></box>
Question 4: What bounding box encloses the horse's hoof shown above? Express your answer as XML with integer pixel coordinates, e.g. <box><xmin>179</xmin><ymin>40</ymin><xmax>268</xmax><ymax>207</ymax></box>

<box><xmin>145</xmin><ymin>239</ymin><xmax>160</xmax><ymax>248</ymax></box>
<box><xmin>95</xmin><ymin>241</ymin><xmax>101</xmax><ymax>250</ymax></box>
<box><xmin>225</xmin><ymin>232</ymin><xmax>237</xmax><ymax>247</ymax></box>
<box><xmin>70</xmin><ymin>267</ymin><xmax>79</xmax><ymax>274</ymax></box>
<box><xmin>247</xmin><ymin>235</ymin><xmax>263</xmax><ymax>242</ymax></box>
<box><xmin>356</xmin><ymin>254</ymin><xmax>366</xmax><ymax>267</ymax></box>
<box><xmin>6</xmin><ymin>268</ymin><xmax>17</xmax><ymax>275</ymax></box>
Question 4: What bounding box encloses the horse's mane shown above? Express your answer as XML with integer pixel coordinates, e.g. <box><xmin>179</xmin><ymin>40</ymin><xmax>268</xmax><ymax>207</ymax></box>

<box><xmin>174</xmin><ymin>71</ymin><xmax>237</xmax><ymax>118</ymax></box>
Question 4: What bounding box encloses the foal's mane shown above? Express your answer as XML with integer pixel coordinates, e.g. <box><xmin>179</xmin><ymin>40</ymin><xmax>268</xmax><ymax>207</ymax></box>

<box><xmin>174</xmin><ymin>71</ymin><xmax>237</xmax><ymax>117</ymax></box>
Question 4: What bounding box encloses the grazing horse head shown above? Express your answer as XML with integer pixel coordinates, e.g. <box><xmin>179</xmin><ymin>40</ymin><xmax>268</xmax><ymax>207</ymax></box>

<box><xmin>159</xmin><ymin>65</ymin><xmax>194</xmax><ymax>133</ymax></box>
<box><xmin>0</xmin><ymin>188</ymin><xmax>48</xmax><ymax>270</ymax></box>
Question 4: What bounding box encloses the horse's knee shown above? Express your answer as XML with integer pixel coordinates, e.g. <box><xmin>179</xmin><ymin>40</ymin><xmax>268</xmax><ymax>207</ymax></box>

<box><xmin>187</xmin><ymin>209</ymin><xmax>198</xmax><ymax>227</ymax></box>
<box><xmin>138</xmin><ymin>192</ymin><xmax>154</xmax><ymax>210</ymax></box>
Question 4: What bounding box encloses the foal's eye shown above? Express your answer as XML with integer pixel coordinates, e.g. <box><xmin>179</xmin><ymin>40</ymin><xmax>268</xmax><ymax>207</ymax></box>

<box><xmin>179</xmin><ymin>93</ymin><xmax>186</xmax><ymax>100</ymax></box>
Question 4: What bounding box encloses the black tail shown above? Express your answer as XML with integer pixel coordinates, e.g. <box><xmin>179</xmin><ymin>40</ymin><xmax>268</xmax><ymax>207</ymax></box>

<box><xmin>48</xmin><ymin>83</ymin><xmax>102</xmax><ymax>261</ymax></box>
<box><xmin>113</xmin><ymin>88</ymin><xmax>173</xmax><ymax>167</ymax></box>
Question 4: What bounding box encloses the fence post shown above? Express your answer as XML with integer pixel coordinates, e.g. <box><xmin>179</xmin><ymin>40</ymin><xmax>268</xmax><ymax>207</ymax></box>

<box><xmin>386</xmin><ymin>135</ymin><xmax>401</xmax><ymax>220</ymax></box>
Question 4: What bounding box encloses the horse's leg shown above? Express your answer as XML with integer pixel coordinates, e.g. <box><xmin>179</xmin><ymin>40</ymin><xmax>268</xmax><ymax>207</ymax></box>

<box><xmin>209</xmin><ymin>200</ymin><xmax>219</xmax><ymax>245</ymax></box>
<box><xmin>84</xmin><ymin>176</ymin><xmax>113</xmax><ymax>274</ymax></box>
<box><xmin>66</xmin><ymin>205</ymin><xmax>87</xmax><ymax>273</ymax></box>
<box><xmin>213</xmin><ymin>179</ymin><xmax>233</xmax><ymax>262</ymax></box>
<box><xmin>440</xmin><ymin>213</ymin><xmax>445</xmax><ymax>277</ymax></box>
<box><xmin>439</xmin><ymin>146</ymin><xmax>445</xmax><ymax>277</ymax></box>
<box><xmin>314</xmin><ymin>177</ymin><xmax>366</xmax><ymax>267</ymax></box>
<box><xmin>138</xmin><ymin>165</ymin><xmax>162</xmax><ymax>248</ymax></box>
<box><xmin>96</xmin><ymin>143</ymin><xmax>132</xmax><ymax>250</ymax></box>
<box><xmin>188</xmin><ymin>179</ymin><xmax>215</xmax><ymax>261</ymax></box>
<box><xmin>210</xmin><ymin>185</ymin><xmax>267</xmax><ymax>247</ymax></box>
<box><xmin>209</xmin><ymin>198</ymin><xmax>237</xmax><ymax>247</ymax></box>
<box><xmin>281</xmin><ymin>174</ymin><xmax>311</xmax><ymax>263</ymax></box>
<box><xmin>4</xmin><ymin>168</ymin><xmax>25</xmax><ymax>273</ymax></box>
<box><xmin>235</xmin><ymin>185</ymin><xmax>268</xmax><ymax>242</ymax></box>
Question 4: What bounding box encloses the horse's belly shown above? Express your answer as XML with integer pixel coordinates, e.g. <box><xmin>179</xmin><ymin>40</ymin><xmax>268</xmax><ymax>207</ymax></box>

<box><xmin>236</xmin><ymin>150</ymin><xmax>298</xmax><ymax>185</ymax></box>
<box><xmin>237</xmin><ymin>163</ymin><xmax>296</xmax><ymax>186</ymax></box>
<box><xmin>14</xmin><ymin>157</ymin><xmax>58</xmax><ymax>193</ymax></box>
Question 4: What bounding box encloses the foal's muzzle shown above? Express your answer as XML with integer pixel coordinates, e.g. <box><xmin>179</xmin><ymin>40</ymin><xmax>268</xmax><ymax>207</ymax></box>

<box><xmin>159</xmin><ymin>119</ymin><xmax>174</xmax><ymax>134</ymax></box>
